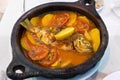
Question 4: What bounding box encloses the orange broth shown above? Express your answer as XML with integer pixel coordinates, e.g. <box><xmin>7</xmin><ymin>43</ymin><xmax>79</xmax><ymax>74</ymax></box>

<box><xmin>58</xmin><ymin>49</ymin><xmax>92</xmax><ymax>67</ymax></box>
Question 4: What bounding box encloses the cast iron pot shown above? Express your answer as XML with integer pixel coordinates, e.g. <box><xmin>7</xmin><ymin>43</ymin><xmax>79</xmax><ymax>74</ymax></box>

<box><xmin>6</xmin><ymin>0</ymin><xmax>108</xmax><ymax>79</ymax></box>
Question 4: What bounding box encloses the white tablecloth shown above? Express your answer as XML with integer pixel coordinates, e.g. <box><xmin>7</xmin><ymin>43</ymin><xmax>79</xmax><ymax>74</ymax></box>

<box><xmin>0</xmin><ymin>0</ymin><xmax>120</xmax><ymax>79</ymax></box>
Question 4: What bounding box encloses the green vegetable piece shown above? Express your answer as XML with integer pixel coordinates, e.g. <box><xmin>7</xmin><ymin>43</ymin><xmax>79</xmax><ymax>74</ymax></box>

<box><xmin>20</xmin><ymin>18</ymin><xmax>33</xmax><ymax>30</ymax></box>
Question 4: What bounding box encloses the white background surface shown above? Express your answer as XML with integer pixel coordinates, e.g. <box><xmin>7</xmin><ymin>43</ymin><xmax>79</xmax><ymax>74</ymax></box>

<box><xmin>0</xmin><ymin>0</ymin><xmax>120</xmax><ymax>79</ymax></box>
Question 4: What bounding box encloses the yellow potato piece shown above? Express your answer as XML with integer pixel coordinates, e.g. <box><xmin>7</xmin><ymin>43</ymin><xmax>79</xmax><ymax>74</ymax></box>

<box><xmin>55</xmin><ymin>27</ymin><xmax>75</xmax><ymax>40</ymax></box>
<box><xmin>30</xmin><ymin>17</ymin><xmax>40</xmax><ymax>26</ymax></box>
<box><xmin>61</xmin><ymin>61</ymin><xmax>71</xmax><ymax>68</ymax></box>
<box><xmin>21</xmin><ymin>37</ymin><xmax>29</xmax><ymax>51</ymax></box>
<box><xmin>90</xmin><ymin>28</ymin><xmax>100</xmax><ymax>52</ymax></box>
<box><xmin>66</xmin><ymin>12</ymin><xmax>77</xmax><ymax>26</ymax></box>
<box><xmin>42</xmin><ymin>14</ymin><xmax>54</xmax><ymax>26</ymax></box>
<box><xmin>84</xmin><ymin>30</ymin><xmax>92</xmax><ymax>41</ymax></box>
<box><xmin>78</xmin><ymin>16</ymin><xmax>90</xmax><ymax>24</ymax></box>
<box><xmin>26</xmin><ymin>31</ymin><xmax>38</xmax><ymax>45</ymax></box>
<box><xmin>51</xmin><ymin>60</ymin><xmax>60</xmax><ymax>67</ymax></box>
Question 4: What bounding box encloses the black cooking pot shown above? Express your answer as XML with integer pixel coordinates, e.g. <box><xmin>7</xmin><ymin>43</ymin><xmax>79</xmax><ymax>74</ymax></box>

<box><xmin>6</xmin><ymin>0</ymin><xmax>108</xmax><ymax>79</ymax></box>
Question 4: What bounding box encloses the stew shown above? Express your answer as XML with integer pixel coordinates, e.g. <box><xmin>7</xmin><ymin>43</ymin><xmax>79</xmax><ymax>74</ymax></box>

<box><xmin>20</xmin><ymin>11</ymin><xmax>100</xmax><ymax>68</ymax></box>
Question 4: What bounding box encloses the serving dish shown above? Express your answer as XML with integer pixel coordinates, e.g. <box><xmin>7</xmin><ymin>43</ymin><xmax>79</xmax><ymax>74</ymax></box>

<box><xmin>6</xmin><ymin>0</ymin><xmax>108</xmax><ymax>79</ymax></box>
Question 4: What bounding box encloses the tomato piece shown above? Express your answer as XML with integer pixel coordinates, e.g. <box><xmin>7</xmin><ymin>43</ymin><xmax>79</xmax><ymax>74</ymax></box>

<box><xmin>40</xmin><ymin>48</ymin><xmax>59</xmax><ymax>67</ymax></box>
<box><xmin>51</xmin><ymin>12</ymin><xmax>69</xmax><ymax>27</ymax></box>
<box><xmin>28</xmin><ymin>44</ymin><xmax>49</xmax><ymax>61</ymax></box>
<box><xmin>73</xmin><ymin>16</ymin><xmax>90</xmax><ymax>34</ymax></box>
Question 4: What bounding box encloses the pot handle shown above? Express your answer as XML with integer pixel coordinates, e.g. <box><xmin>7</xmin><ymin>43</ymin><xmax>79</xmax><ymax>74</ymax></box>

<box><xmin>6</xmin><ymin>52</ymin><xmax>41</xmax><ymax>79</ymax></box>
<box><xmin>75</xmin><ymin>0</ymin><xmax>95</xmax><ymax>6</ymax></box>
<box><xmin>74</xmin><ymin>0</ymin><xmax>98</xmax><ymax>16</ymax></box>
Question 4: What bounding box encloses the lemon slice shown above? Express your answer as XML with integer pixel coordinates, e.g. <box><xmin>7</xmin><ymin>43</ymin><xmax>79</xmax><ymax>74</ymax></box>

<box><xmin>55</xmin><ymin>27</ymin><xmax>75</xmax><ymax>40</ymax></box>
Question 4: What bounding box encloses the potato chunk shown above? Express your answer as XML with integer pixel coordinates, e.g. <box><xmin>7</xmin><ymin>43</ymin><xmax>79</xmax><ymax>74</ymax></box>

<box><xmin>66</xmin><ymin>12</ymin><xmax>77</xmax><ymax>26</ymax></box>
<box><xmin>55</xmin><ymin>27</ymin><xmax>75</xmax><ymax>40</ymax></box>
<box><xmin>30</xmin><ymin>17</ymin><xmax>40</xmax><ymax>26</ymax></box>
<box><xmin>90</xmin><ymin>28</ymin><xmax>100</xmax><ymax>52</ymax></box>
<box><xmin>42</xmin><ymin>14</ymin><xmax>54</xmax><ymax>26</ymax></box>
